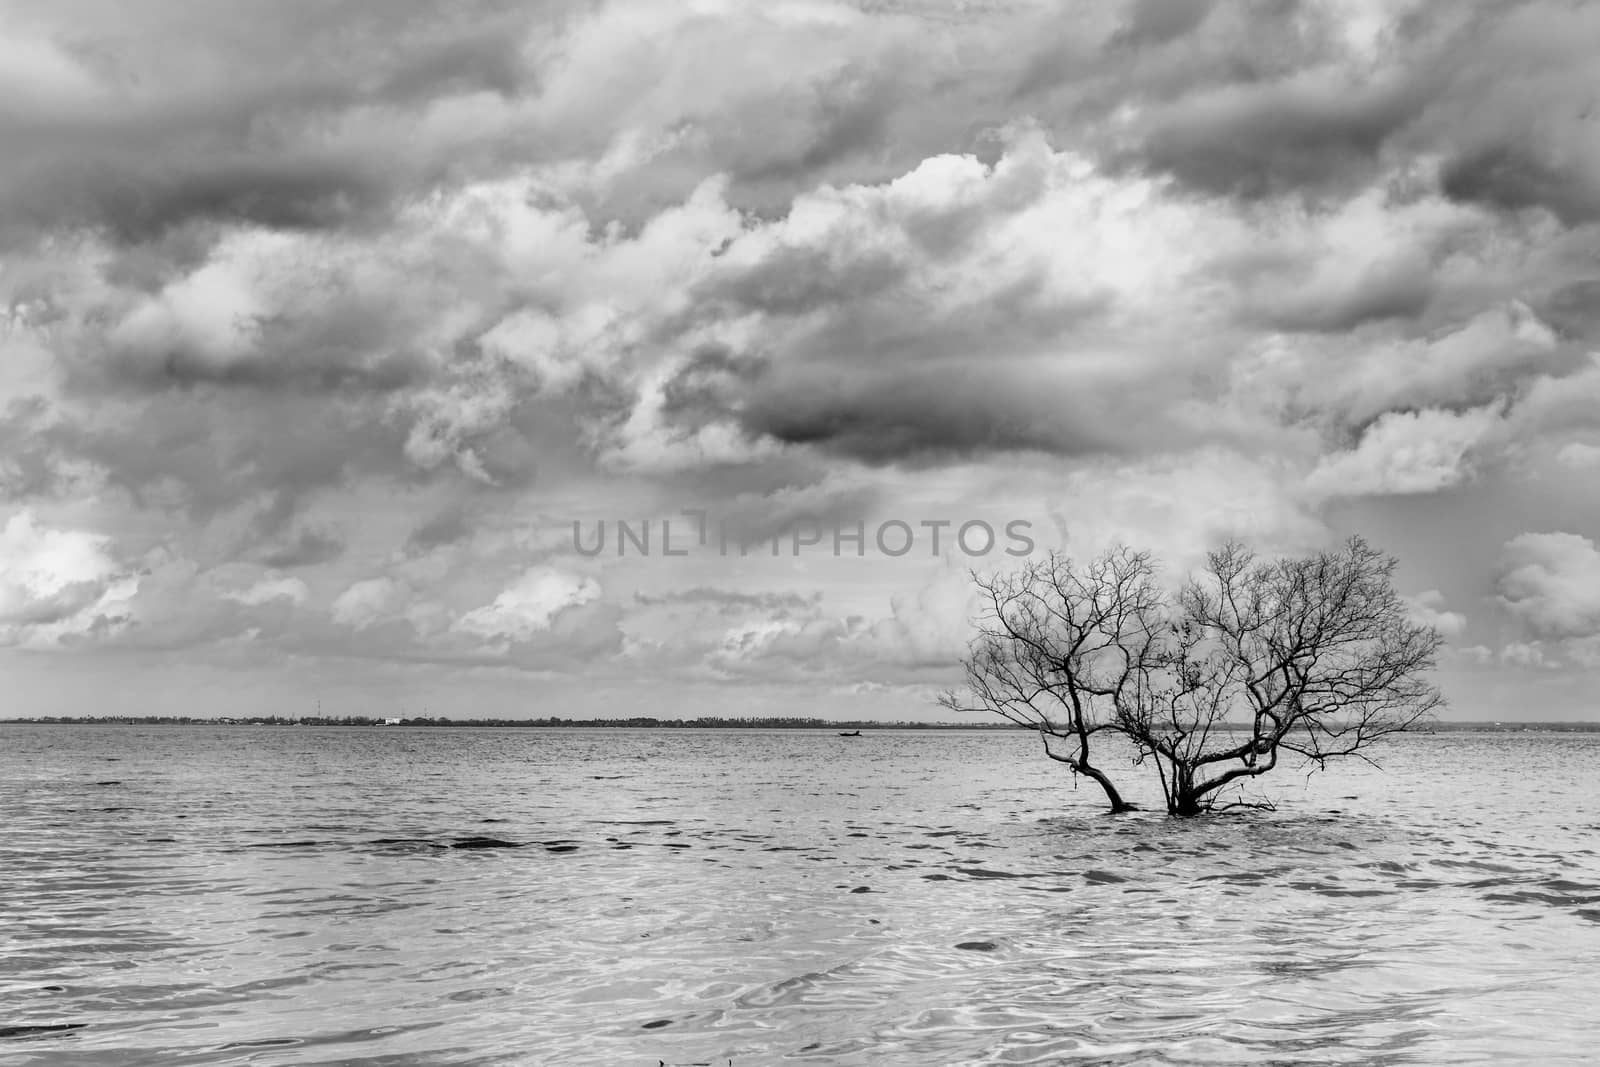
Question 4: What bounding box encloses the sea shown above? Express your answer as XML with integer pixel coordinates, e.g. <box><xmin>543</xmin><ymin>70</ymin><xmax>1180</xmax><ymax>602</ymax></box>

<box><xmin>2</xmin><ymin>725</ymin><xmax>1598</xmax><ymax>1065</ymax></box>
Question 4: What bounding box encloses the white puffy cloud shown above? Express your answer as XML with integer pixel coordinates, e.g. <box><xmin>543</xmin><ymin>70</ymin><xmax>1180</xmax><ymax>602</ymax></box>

<box><xmin>454</xmin><ymin>567</ymin><xmax>601</xmax><ymax>643</ymax></box>
<box><xmin>331</xmin><ymin>577</ymin><xmax>408</xmax><ymax>630</ymax></box>
<box><xmin>1500</xmin><ymin>641</ymin><xmax>1552</xmax><ymax>670</ymax></box>
<box><xmin>0</xmin><ymin>510</ymin><xmax>125</xmax><ymax>644</ymax></box>
<box><xmin>1405</xmin><ymin>590</ymin><xmax>1468</xmax><ymax>639</ymax></box>
<box><xmin>1555</xmin><ymin>442</ymin><xmax>1600</xmax><ymax>470</ymax></box>
<box><xmin>1305</xmin><ymin>405</ymin><xmax>1504</xmax><ymax>498</ymax></box>
<box><xmin>1497</xmin><ymin>532</ymin><xmax>1600</xmax><ymax>640</ymax></box>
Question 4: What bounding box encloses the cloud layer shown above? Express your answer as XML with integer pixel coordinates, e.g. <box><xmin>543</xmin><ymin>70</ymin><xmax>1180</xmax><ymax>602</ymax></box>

<box><xmin>3</xmin><ymin>0</ymin><xmax>1599</xmax><ymax>717</ymax></box>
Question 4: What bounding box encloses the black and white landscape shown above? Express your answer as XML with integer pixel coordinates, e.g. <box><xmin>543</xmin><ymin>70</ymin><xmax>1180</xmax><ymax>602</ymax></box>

<box><xmin>3</xmin><ymin>2</ymin><xmax>1600</xmax><ymax>1064</ymax></box>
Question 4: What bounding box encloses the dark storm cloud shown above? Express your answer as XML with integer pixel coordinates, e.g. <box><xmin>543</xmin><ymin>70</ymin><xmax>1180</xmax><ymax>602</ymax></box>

<box><xmin>1536</xmin><ymin>280</ymin><xmax>1600</xmax><ymax>342</ymax></box>
<box><xmin>1128</xmin><ymin>77</ymin><xmax>1431</xmax><ymax>199</ymax></box>
<box><xmin>1109</xmin><ymin>0</ymin><xmax>1218</xmax><ymax>49</ymax></box>
<box><xmin>739</xmin><ymin>365</ymin><xmax>1115</xmax><ymax>464</ymax></box>
<box><xmin>254</xmin><ymin>526</ymin><xmax>346</xmax><ymax>569</ymax></box>
<box><xmin>406</xmin><ymin>507</ymin><xmax>474</xmax><ymax>554</ymax></box>
<box><xmin>707</xmin><ymin>483</ymin><xmax>886</xmax><ymax>548</ymax></box>
<box><xmin>1440</xmin><ymin>145</ymin><xmax>1600</xmax><ymax>226</ymax></box>
<box><xmin>43</xmin><ymin>391</ymin><xmax>411</xmax><ymax>519</ymax></box>
<box><xmin>700</xmin><ymin>246</ymin><xmax>910</xmax><ymax>318</ymax></box>
<box><xmin>1233</xmin><ymin>252</ymin><xmax>1438</xmax><ymax>335</ymax></box>
<box><xmin>657</xmin><ymin>344</ymin><xmax>770</xmax><ymax>428</ymax></box>
<box><xmin>96</xmin><ymin>330</ymin><xmax>432</xmax><ymax>395</ymax></box>
<box><xmin>0</xmin><ymin>0</ymin><xmax>560</xmax><ymax>247</ymax></box>
<box><xmin>9</xmin><ymin>161</ymin><xmax>393</xmax><ymax>247</ymax></box>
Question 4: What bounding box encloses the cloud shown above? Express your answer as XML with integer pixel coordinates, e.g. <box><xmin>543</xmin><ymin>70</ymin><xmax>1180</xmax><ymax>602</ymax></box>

<box><xmin>1404</xmin><ymin>590</ymin><xmax>1468</xmax><ymax>639</ymax></box>
<box><xmin>331</xmin><ymin>577</ymin><xmax>409</xmax><ymax>630</ymax></box>
<box><xmin>224</xmin><ymin>575</ymin><xmax>309</xmax><ymax>608</ymax></box>
<box><xmin>0</xmin><ymin>509</ymin><xmax>124</xmax><ymax>642</ymax></box>
<box><xmin>1499</xmin><ymin>641</ymin><xmax>1551</xmax><ymax>669</ymax></box>
<box><xmin>1497</xmin><ymin>532</ymin><xmax>1600</xmax><ymax>640</ymax></box>
<box><xmin>253</xmin><ymin>525</ymin><xmax>345</xmax><ymax>569</ymax></box>
<box><xmin>3</xmin><ymin>0</ymin><xmax>1600</xmax><ymax>714</ymax></box>
<box><xmin>454</xmin><ymin>567</ymin><xmax>601</xmax><ymax>643</ymax></box>
<box><xmin>1555</xmin><ymin>442</ymin><xmax>1600</xmax><ymax>470</ymax></box>
<box><xmin>1305</xmin><ymin>404</ymin><xmax>1504</xmax><ymax>498</ymax></box>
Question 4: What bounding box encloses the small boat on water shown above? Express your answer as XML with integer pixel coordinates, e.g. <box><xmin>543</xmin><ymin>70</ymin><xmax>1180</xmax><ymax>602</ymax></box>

<box><xmin>838</xmin><ymin>730</ymin><xmax>862</xmax><ymax>737</ymax></box>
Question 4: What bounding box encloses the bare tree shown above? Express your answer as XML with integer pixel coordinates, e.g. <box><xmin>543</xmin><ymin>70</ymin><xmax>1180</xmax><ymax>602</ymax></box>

<box><xmin>943</xmin><ymin>538</ymin><xmax>1444</xmax><ymax>817</ymax></box>
<box><xmin>937</xmin><ymin>548</ymin><xmax>1167</xmax><ymax>813</ymax></box>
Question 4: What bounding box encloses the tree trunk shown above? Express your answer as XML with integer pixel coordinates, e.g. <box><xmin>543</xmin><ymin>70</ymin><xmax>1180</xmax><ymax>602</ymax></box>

<box><xmin>1168</xmin><ymin>763</ymin><xmax>1204</xmax><ymax>817</ymax></box>
<box><xmin>1037</xmin><ymin>728</ymin><xmax>1137</xmax><ymax>813</ymax></box>
<box><xmin>1079</xmin><ymin>762</ymin><xmax>1135</xmax><ymax>814</ymax></box>
<box><xmin>1171</xmin><ymin>790</ymin><xmax>1204</xmax><ymax>817</ymax></box>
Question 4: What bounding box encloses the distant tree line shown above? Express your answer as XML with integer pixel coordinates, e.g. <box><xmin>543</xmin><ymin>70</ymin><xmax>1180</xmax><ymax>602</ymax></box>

<box><xmin>1</xmin><ymin>715</ymin><xmax>1014</xmax><ymax>729</ymax></box>
<box><xmin>3</xmin><ymin>714</ymin><xmax>1592</xmax><ymax>733</ymax></box>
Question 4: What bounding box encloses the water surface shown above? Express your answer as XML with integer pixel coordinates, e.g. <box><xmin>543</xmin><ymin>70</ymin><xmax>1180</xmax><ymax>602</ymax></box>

<box><xmin>2</xmin><ymin>726</ymin><xmax>1598</xmax><ymax>1064</ymax></box>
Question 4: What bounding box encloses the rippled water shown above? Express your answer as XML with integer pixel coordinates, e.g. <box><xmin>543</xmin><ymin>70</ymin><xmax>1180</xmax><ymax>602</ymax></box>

<box><xmin>2</xmin><ymin>726</ymin><xmax>1599</xmax><ymax>1065</ymax></box>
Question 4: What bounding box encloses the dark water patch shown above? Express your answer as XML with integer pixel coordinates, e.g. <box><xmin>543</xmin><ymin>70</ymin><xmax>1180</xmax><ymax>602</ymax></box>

<box><xmin>1486</xmin><ymin>885</ymin><xmax>1600</xmax><ymax>908</ymax></box>
<box><xmin>451</xmin><ymin>836</ymin><xmax>523</xmax><ymax>850</ymax></box>
<box><xmin>0</xmin><ymin>1023</ymin><xmax>87</xmax><ymax>1038</ymax></box>
<box><xmin>444</xmin><ymin>987</ymin><xmax>511</xmax><ymax>1003</ymax></box>
<box><xmin>1434</xmin><ymin>857</ymin><xmax>1523</xmax><ymax>874</ymax></box>
<box><xmin>923</xmin><ymin>874</ymin><xmax>952</xmax><ymax>881</ymax></box>
<box><xmin>953</xmin><ymin>866</ymin><xmax>1031</xmax><ymax>880</ymax></box>
<box><xmin>93</xmin><ymin>781</ymin><xmax>121</xmax><ymax>786</ymax></box>
<box><xmin>591</xmin><ymin>775</ymin><xmax>626</xmax><ymax>780</ymax></box>
<box><xmin>1463</xmin><ymin>876</ymin><xmax>1523</xmax><ymax>891</ymax></box>
<box><xmin>479</xmin><ymin>817</ymin><xmax>509</xmax><ymax>823</ymax></box>
<box><xmin>218</xmin><ymin>1037</ymin><xmax>299</xmax><ymax>1049</ymax></box>
<box><xmin>1198</xmin><ymin>869</ymin><xmax>1270</xmax><ymax>885</ymax></box>
<box><xmin>367</xmin><ymin>837</ymin><xmax>445</xmax><ymax>850</ymax></box>
<box><xmin>1083</xmin><ymin>869</ymin><xmax>1128</xmax><ymax>884</ymax></box>
<box><xmin>545</xmin><ymin>844</ymin><xmax>580</xmax><ymax>853</ymax></box>
<box><xmin>245</xmin><ymin>840</ymin><xmax>319</xmax><ymax>849</ymax></box>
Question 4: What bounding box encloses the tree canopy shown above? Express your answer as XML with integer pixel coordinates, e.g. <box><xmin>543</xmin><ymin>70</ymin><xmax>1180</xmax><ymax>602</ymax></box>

<box><xmin>940</xmin><ymin>538</ymin><xmax>1444</xmax><ymax>816</ymax></box>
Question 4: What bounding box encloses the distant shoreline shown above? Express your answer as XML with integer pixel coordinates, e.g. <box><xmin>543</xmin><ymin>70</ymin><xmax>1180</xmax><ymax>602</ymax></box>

<box><xmin>2</xmin><ymin>716</ymin><xmax>1597</xmax><ymax>732</ymax></box>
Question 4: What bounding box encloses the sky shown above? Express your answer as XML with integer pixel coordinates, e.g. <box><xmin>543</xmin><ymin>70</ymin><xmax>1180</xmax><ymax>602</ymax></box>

<box><xmin>2</xmin><ymin>0</ymin><xmax>1599</xmax><ymax>721</ymax></box>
